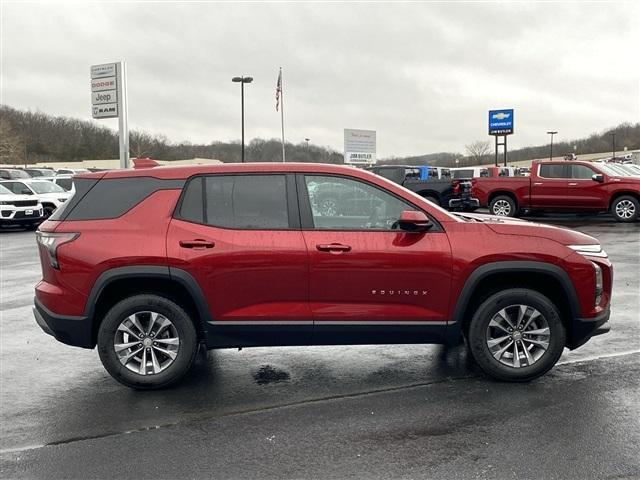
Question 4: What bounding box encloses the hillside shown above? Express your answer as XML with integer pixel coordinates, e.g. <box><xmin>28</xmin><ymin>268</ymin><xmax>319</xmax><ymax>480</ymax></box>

<box><xmin>1</xmin><ymin>105</ymin><xmax>638</xmax><ymax>166</ymax></box>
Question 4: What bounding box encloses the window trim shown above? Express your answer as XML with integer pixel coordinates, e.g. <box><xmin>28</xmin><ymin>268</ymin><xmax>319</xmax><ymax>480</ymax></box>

<box><xmin>173</xmin><ymin>173</ymin><xmax>300</xmax><ymax>231</ymax></box>
<box><xmin>295</xmin><ymin>173</ymin><xmax>443</xmax><ymax>232</ymax></box>
<box><xmin>538</xmin><ymin>164</ymin><xmax>569</xmax><ymax>180</ymax></box>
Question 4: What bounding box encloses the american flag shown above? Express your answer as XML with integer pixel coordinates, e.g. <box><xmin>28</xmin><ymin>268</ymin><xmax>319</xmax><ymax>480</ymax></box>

<box><xmin>275</xmin><ymin>69</ymin><xmax>282</xmax><ymax>111</ymax></box>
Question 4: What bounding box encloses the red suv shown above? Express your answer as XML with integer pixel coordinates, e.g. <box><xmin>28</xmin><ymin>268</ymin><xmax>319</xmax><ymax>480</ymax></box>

<box><xmin>34</xmin><ymin>163</ymin><xmax>612</xmax><ymax>389</ymax></box>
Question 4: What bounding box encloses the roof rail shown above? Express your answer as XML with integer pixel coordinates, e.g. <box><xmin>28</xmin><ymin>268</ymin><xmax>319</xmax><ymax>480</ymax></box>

<box><xmin>132</xmin><ymin>157</ymin><xmax>160</xmax><ymax>169</ymax></box>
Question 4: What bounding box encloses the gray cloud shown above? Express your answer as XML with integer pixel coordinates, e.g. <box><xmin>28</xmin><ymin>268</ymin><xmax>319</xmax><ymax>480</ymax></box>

<box><xmin>2</xmin><ymin>1</ymin><xmax>639</xmax><ymax>157</ymax></box>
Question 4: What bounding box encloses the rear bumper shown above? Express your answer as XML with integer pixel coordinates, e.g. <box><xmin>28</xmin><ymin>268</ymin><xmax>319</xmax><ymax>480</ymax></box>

<box><xmin>568</xmin><ymin>306</ymin><xmax>611</xmax><ymax>350</ymax></box>
<box><xmin>449</xmin><ymin>197</ymin><xmax>480</xmax><ymax>209</ymax></box>
<box><xmin>33</xmin><ymin>297</ymin><xmax>94</xmax><ymax>349</ymax></box>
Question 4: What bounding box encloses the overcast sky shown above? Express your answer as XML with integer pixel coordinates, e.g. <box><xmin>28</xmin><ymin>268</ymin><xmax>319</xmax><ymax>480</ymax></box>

<box><xmin>1</xmin><ymin>1</ymin><xmax>639</xmax><ymax>157</ymax></box>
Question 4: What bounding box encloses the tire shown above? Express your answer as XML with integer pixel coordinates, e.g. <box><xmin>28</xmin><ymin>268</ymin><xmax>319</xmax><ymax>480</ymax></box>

<box><xmin>489</xmin><ymin>195</ymin><xmax>517</xmax><ymax>217</ymax></box>
<box><xmin>42</xmin><ymin>205</ymin><xmax>55</xmax><ymax>219</ymax></box>
<box><xmin>466</xmin><ymin>288</ymin><xmax>566</xmax><ymax>382</ymax></box>
<box><xmin>97</xmin><ymin>294</ymin><xmax>199</xmax><ymax>389</ymax></box>
<box><xmin>610</xmin><ymin>195</ymin><xmax>639</xmax><ymax>222</ymax></box>
<box><xmin>425</xmin><ymin>196</ymin><xmax>439</xmax><ymax>206</ymax></box>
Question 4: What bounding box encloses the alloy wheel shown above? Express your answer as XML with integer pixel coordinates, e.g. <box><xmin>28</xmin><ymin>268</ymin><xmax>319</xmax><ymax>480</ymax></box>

<box><xmin>615</xmin><ymin>199</ymin><xmax>636</xmax><ymax>219</ymax></box>
<box><xmin>486</xmin><ymin>304</ymin><xmax>550</xmax><ymax>368</ymax></box>
<box><xmin>114</xmin><ymin>311</ymin><xmax>180</xmax><ymax>375</ymax></box>
<box><xmin>492</xmin><ymin>199</ymin><xmax>511</xmax><ymax>216</ymax></box>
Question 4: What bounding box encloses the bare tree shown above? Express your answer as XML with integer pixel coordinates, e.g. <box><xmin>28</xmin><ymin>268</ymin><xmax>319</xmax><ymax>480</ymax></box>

<box><xmin>0</xmin><ymin>118</ymin><xmax>23</xmax><ymax>164</ymax></box>
<box><xmin>130</xmin><ymin>130</ymin><xmax>155</xmax><ymax>158</ymax></box>
<box><xmin>465</xmin><ymin>140</ymin><xmax>492</xmax><ymax>165</ymax></box>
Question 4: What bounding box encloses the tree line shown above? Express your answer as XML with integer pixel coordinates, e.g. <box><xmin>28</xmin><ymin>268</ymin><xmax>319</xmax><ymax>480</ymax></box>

<box><xmin>1</xmin><ymin>104</ymin><xmax>638</xmax><ymax>167</ymax></box>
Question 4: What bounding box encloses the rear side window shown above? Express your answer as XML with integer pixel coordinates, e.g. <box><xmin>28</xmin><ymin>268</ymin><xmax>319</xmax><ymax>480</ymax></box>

<box><xmin>177</xmin><ymin>174</ymin><xmax>290</xmax><ymax>229</ymax></box>
<box><xmin>52</xmin><ymin>177</ymin><xmax>184</xmax><ymax>221</ymax></box>
<box><xmin>539</xmin><ymin>164</ymin><xmax>567</xmax><ymax>178</ymax></box>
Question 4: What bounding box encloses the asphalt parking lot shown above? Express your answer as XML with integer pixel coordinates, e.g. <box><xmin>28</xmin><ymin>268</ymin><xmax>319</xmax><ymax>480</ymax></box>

<box><xmin>1</xmin><ymin>212</ymin><xmax>639</xmax><ymax>479</ymax></box>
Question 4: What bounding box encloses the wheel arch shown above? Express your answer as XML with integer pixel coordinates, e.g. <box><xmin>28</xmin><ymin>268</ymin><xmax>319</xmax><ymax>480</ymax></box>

<box><xmin>86</xmin><ymin>266</ymin><xmax>211</xmax><ymax>345</ymax></box>
<box><xmin>488</xmin><ymin>191</ymin><xmax>518</xmax><ymax>208</ymax></box>
<box><xmin>609</xmin><ymin>190</ymin><xmax>640</xmax><ymax>209</ymax></box>
<box><xmin>450</xmin><ymin>261</ymin><xmax>579</xmax><ymax>345</ymax></box>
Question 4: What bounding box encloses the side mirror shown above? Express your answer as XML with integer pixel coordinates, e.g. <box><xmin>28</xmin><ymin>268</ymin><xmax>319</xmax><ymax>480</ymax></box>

<box><xmin>592</xmin><ymin>174</ymin><xmax>604</xmax><ymax>183</ymax></box>
<box><xmin>21</xmin><ymin>188</ymin><xmax>33</xmax><ymax>195</ymax></box>
<box><xmin>398</xmin><ymin>210</ymin><xmax>433</xmax><ymax>232</ymax></box>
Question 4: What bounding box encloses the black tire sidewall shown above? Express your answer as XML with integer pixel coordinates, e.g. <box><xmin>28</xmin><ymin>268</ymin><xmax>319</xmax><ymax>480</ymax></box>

<box><xmin>489</xmin><ymin>195</ymin><xmax>517</xmax><ymax>217</ymax></box>
<box><xmin>97</xmin><ymin>294</ymin><xmax>198</xmax><ymax>389</ymax></box>
<box><xmin>467</xmin><ymin>289</ymin><xmax>566</xmax><ymax>382</ymax></box>
<box><xmin>611</xmin><ymin>195</ymin><xmax>639</xmax><ymax>222</ymax></box>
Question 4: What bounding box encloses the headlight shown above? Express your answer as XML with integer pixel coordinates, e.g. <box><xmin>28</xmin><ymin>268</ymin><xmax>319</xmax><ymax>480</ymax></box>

<box><xmin>592</xmin><ymin>262</ymin><xmax>603</xmax><ymax>306</ymax></box>
<box><xmin>568</xmin><ymin>244</ymin><xmax>607</xmax><ymax>258</ymax></box>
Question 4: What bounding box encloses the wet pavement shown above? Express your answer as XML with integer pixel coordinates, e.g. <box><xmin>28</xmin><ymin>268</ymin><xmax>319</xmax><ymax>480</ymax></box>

<box><xmin>0</xmin><ymin>213</ymin><xmax>638</xmax><ymax>478</ymax></box>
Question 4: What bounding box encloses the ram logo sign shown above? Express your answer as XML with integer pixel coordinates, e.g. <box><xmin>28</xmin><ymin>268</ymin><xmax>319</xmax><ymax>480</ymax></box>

<box><xmin>488</xmin><ymin>109</ymin><xmax>514</xmax><ymax>135</ymax></box>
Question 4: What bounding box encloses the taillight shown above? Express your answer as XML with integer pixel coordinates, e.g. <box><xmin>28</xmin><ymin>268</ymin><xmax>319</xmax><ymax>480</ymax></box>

<box><xmin>36</xmin><ymin>232</ymin><xmax>79</xmax><ymax>269</ymax></box>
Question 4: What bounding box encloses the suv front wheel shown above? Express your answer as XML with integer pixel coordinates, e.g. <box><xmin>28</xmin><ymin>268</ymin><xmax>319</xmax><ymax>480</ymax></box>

<box><xmin>467</xmin><ymin>288</ymin><xmax>566</xmax><ymax>382</ymax></box>
<box><xmin>97</xmin><ymin>294</ymin><xmax>198</xmax><ymax>389</ymax></box>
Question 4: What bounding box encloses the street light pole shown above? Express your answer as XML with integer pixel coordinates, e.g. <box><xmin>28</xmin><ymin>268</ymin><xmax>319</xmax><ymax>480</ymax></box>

<box><xmin>609</xmin><ymin>133</ymin><xmax>616</xmax><ymax>160</ymax></box>
<box><xmin>547</xmin><ymin>131</ymin><xmax>558</xmax><ymax>161</ymax></box>
<box><xmin>232</xmin><ymin>76</ymin><xmax>253</xmax><ymax>163</ymax></box>
<box><xmin>305</xmin><ymin>138</ymin><xmax>310</xmax><ymax>151</ymax></box>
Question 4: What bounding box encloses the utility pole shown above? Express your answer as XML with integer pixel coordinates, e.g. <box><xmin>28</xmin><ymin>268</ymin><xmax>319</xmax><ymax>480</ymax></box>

<box><xmin>232</xmin><ymin>76</ymin><xmax>253</xmax><ymax>162</ymax></box>
<box><xmin>547</xmin><ymin>131</ymin><xmax>558</xmax><ymax>160</ymax></box>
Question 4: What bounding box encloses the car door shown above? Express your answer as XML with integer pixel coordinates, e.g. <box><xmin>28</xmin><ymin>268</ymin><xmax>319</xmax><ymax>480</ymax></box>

<box><xmin>567</xmin><ymin>164</ymin><xmax>608</xmax><ymax>209</ymax></box>
<box><xmin>298</xmin><ymin>173</ymin><xmax>453</xmax><ymax>345</ymax></box>
<box><xmin>166</xmin><ymin>173</ymin><xmax>312</xmax><ymax>347</ymax></box>
<box><xmin>530</xmin><ymin>164</ymin><xmax>569</xmax><ymax>208</ymax></box>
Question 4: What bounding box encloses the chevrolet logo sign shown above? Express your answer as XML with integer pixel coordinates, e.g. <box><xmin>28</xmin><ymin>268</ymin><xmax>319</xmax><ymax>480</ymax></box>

<box><xmin>492</xmin><ymin>112</ymin><xmax>511</xmax><ymax>120</ymax></box>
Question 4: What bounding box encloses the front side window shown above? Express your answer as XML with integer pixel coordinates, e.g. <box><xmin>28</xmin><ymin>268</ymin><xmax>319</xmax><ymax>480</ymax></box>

<box><xmin>2</xmin><ymin>182</ymin><xmax>30</xmax><ymax>195</ymax></box>
<box><xmin>29</xmin><ymin>181</ymin><xmax>65</xmax><ymax>194</ymax></box>
<box><xmin>178</xmin><ymin>174</ymin><xmax>289</xmax><ymax>229</ymax></box>
<box><xmin>570</xmin><ymin>165</ymin><xmax>596</xmax><ymax>179</ymax></box>
<box><xmin>305</xmin><ymin>175</ymin><xmax>414</xmax><ymax>230</ymax></box>
<box><xmin>539</xmin><ymin>164</ymin><xmax>567</xmax><ymax>178</ymax></box>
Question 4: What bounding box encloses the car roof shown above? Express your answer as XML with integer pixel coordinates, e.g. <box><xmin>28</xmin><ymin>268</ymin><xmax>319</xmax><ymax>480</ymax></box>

<box><xmin>77</xmin><ymin>162</ymin><xmax>378</xmax><ymax>181</ymax></box>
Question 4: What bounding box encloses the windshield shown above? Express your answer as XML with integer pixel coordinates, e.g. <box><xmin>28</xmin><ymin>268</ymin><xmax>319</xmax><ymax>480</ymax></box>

<box><xmin>0</xmin><ymin>185</ymin><xmax>13</xmax><ymax>195</ymax></box>
<box><xmin>28</xmin><ymin>181</ymin><xmax>65</xmax><ymax>194</ymax></box>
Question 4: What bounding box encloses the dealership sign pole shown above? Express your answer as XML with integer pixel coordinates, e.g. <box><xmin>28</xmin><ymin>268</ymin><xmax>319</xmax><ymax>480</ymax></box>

<box><xmin>91</xmin><ymin>62</ymin><xmax>129</xmax><ymax>169</ymax></box>
<box><xmin>488</xmin><ymin>109</ymin><xmax>514</xmax><ymax>167</ymax></box>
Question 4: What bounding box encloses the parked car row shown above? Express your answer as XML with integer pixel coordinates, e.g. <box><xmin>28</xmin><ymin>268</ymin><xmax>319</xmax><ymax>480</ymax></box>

<box><xmin>0</xmin><ymin>176</ymin><xmax>75</xmax><ymax>228</ymax></box>
<box><xmin>0</xmin><ymin>166</ymin><xmax>96</xmax><ymax>180</ymax></box>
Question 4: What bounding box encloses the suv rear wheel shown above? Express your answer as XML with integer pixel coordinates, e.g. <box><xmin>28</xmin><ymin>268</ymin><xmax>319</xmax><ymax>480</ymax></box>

<box><xmin>467</xmin><ymin>288</ymin><xmax>566</xmax><ymax>382</ymax></box>
<box><xmin>97</xmin><ymin>294</ymin><xmax>198</xmax><ymax>389</ymax></box>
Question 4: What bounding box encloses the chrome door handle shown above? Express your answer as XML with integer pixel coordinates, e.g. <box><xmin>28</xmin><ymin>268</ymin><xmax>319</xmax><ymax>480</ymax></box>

<box><xmin>533</xmin><ymin>182</ymin><xmax>543</xmax><ymax>186</ymax></box>
<box><xmin>316</xmin><ymin>243</ymin><xmax>352</xmax><ymax>253</ymax></box>
<box><xmin>569</xmin><ymin>182</ymin><xmax>578</xmax><ymax>186</ymax></box>
<box><xmin>179</xmin><ymin>239</ymin><xmax>215</xmax><ymax>249</ymax></box>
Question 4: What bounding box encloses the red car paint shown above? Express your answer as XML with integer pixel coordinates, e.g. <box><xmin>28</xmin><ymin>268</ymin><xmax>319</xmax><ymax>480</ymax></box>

<box><xmin>34</xmin><ymin>162</ymin><xmax>611</xmax><ymax>355</ymax></box>
<box><xmin>472</xmin><ymin>161</ymin><xmax>640</xmax><ymax>217</ymax></box>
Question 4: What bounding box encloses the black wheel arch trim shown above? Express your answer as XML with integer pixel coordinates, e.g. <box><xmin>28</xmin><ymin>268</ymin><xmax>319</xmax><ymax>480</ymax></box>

<box><xmin>450</xmin><ymin>260</ymin><xmax>580</xmax><ymax>339</ymax></box>
<box><xmin>84</xmin><ymin>265</ymin><xmax>212</xmax><ymax>335</ymax></box>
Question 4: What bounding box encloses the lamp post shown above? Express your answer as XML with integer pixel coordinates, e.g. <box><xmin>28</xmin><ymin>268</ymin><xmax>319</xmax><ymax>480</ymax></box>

<box><xmin>232</xmin><ymin>76</ymin><xmax>253</xmax><ymax>162</ymax></box>
<box><xmin>304</xmin><ymin>138</ymin><xmax>310</xmax><ymax>150</ymax></box>
<box><xmin>609</xmin><ymin>132</ymin><xmax>616</xmax><ymax>160</ymax></box>
<box><xmin>547</xmin><ymin>131</ymin><xmax>558</xmax><ymax>161</ymax></box>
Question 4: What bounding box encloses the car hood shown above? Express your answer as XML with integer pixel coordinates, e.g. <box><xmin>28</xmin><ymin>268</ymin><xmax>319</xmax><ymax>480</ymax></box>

<box><xmin>456</xmin><ymin>212</ymin><xmax>598</xmax><ymax>246</ymax></box>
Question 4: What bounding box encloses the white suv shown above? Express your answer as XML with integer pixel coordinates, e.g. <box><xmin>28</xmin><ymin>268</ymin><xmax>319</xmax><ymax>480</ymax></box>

<box><xmin>0</xmin><ymin>184</ymin><xmax>44</xmax><ymax>229</ymax></box>
<box><xmin>0</xmin><ymin>179</ymin><xmax>71</xmax><ymax>218</ymax></box>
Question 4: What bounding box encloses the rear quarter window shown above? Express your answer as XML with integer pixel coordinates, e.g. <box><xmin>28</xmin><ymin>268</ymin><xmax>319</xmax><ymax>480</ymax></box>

<box><xmin>52</xmin><ymin>177</ymin><xmax>184</xmax><ymax>221</ymax></box>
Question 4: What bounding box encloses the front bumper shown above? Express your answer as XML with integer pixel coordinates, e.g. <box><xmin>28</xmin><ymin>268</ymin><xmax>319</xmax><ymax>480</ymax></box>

<box><xmin>0</xmin><ymin>207</ymin><xmax>44</xmax><ymax>224</ymax></box>
<box><xmin>33</xmin><ymin>298</ymin><xmax>94</xmax><ymax>349</ymax></box>
<box><xmin>568</xmin><ymin>306</ymin><xmax>611</xmax><ymax>350</ymax></box>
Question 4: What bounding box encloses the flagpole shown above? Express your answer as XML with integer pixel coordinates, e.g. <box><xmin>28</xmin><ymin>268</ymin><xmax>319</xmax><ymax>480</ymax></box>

<box><xmin>280</xmin><ymin>67</ymin><xmax>286</xmax><ymax>162</ymax></box>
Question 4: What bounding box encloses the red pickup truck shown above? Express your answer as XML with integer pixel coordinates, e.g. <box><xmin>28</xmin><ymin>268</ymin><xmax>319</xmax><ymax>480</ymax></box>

<box><xmin>472</xmin><ymin>161</ymin><xmax>640</xmax><ymax>222</ymax></box>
